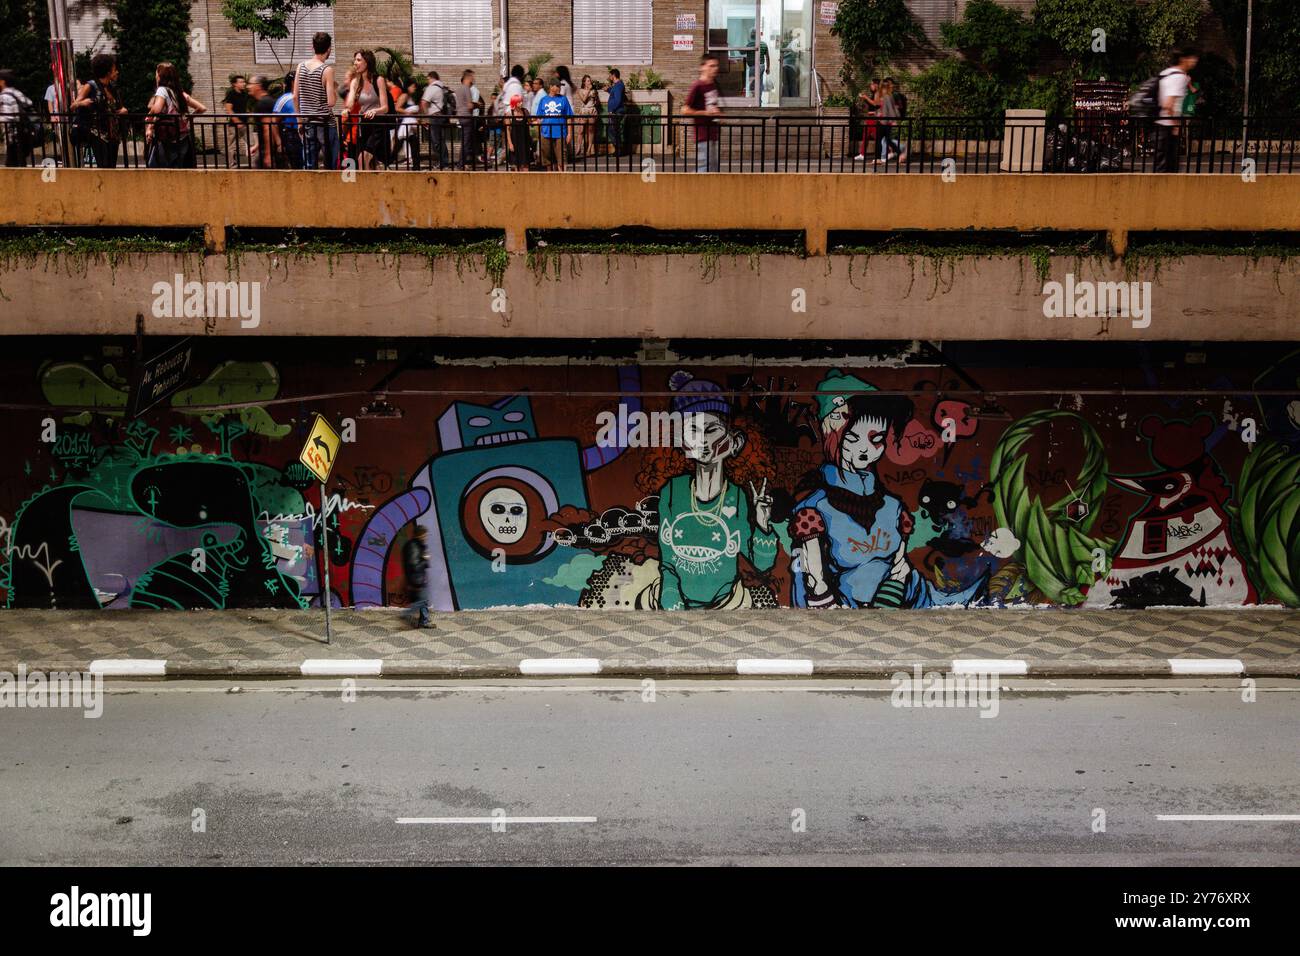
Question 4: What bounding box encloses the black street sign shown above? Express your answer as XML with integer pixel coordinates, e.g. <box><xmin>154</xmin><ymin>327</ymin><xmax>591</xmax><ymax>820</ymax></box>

<box><xmin>127</xmin><ymin>337</ymin><xmax>196</xmax><ymax>420</ymax></box>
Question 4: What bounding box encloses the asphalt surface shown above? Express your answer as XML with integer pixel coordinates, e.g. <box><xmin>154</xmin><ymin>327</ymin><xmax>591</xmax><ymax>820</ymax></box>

<box><xmin>1</xmin><ymin>679</ymin><xmax>1297</xmax><ymax>865</ymax></box>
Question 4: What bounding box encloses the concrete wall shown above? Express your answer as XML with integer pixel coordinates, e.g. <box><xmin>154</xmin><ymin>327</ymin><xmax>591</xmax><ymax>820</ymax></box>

<box><xmin>0</xmin><ymin>248</ymin><xmax>1296</xmax><ymax>340</ymax></box>
<box><xmin>3</xmin><ymin>342</ymin><xmax>1298</xmax><ymax>613</ymax></box>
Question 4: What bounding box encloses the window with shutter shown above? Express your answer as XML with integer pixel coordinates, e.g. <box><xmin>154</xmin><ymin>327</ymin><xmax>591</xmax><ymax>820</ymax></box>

<box><xmin>573</xmin><ymin>0</ymin><xmax>653</xmax><ymax>65</ymax></box>
<box><xmin>69</xmin><ymin>1</ymin><xmax>114</xmax><ymax>55</ymax></box>
<box><xmin>412</xmin><ymin>0</ymin><xmax>495</xmax><ymax>64</ymax></box>
<box><xmin>907</xmin><ymin>0</ymin><xmax>958</xmax><ymax>47</ymax></box>
<box><xmin>253</xmin><ymin>4</ymin><xmax>336</xmax><ymax>65</ymax></box>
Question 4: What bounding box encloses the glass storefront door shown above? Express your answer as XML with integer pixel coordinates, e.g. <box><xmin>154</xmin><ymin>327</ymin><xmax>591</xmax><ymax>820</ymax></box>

<box><xmin>707</xmin><ymin>0</ymin><xmax>813</xmax><ymax>107</ymax></box>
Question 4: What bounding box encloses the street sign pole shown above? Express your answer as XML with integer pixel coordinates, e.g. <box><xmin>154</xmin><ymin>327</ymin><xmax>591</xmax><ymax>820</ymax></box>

<box><xmin>298</xmin><ymin>414</ymin><xmax>342</xmax><ymax>645</ymax></box>
<box><xmin>321</xmin><ymin>481</ymin><xmax>332</xmax><ymax>644</ymax></box>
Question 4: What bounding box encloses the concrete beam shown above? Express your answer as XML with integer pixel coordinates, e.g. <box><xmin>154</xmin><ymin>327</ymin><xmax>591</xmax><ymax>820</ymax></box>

<box><xmin>3</xmin><ymin>171</ymin><xmax>1299</xmax><ymax>248</ymax></box>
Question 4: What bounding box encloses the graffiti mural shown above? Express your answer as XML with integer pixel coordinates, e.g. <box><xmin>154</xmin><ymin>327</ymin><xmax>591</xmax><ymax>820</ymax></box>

<box><xmin>2</xmin><ymin>345</ymin><xmax>1299</xmax><ymax>614</ymax></box>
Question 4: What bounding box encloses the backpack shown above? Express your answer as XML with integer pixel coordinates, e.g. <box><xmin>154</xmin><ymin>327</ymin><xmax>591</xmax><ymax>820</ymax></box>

<box><xmin>1128</xmin><ymin>71</ymin><xmax>1170</xmax><ymax>122</ymax></box>
<box><xmin>435</xmin><ymin>82</ymin><xmax>455</xmax><ymax>118</ymax></box>
<box><xmin>152</xmin><ymin>87</ymin><xmax>189</xmax><ymax>143</ymax></box>
<box><xmin>2</xmin><ymin>89</ymin><xmax>43</xmax><ymax>151</ymax></box>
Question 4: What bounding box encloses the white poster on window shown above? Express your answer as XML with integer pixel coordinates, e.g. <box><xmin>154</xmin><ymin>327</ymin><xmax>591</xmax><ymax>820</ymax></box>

<box><xmin>819</xmin><ymin>2</ymin><xmax>839</xmax><ymax>26</ymax></box>
<box><xmin>673</xmin><ymin>34</ymin><xmax>695</xmax><ymax>51</ymax></box>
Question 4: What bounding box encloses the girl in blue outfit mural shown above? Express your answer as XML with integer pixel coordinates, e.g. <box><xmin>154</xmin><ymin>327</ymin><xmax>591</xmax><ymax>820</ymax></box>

<box><xmin>791</xmin><ymin>370</ymin><xmax>988</xmax><ymax>609</ymax></box>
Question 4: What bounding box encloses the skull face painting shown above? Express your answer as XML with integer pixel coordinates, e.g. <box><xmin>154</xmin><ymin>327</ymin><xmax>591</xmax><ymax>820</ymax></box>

<box><xmin>479</xmin><ymin>486</ymin><xmax>528</xmax><ymax>544</ymax></box>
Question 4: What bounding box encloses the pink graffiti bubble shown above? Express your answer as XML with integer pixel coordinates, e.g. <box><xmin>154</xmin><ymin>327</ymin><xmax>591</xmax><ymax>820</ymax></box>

<box><xmin>886</xmin><ymin>420</ymin><xmax>941</xmax><ymax>465</ymax></box>
<box><xmin>934</xmin><ymin>400</ymin><xmax>978</xmax><ymax>437</ymax></box>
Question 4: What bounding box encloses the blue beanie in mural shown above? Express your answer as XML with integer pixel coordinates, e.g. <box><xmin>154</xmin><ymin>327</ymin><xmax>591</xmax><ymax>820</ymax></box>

<box><xmin>668</xmin><ymin>370</ymin><xmax>730</xmax><ymax>418</ymax></box>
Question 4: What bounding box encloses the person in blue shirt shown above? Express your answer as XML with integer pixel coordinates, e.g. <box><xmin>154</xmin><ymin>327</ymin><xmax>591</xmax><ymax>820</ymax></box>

<box><xmin>605</xmin><ymin>68</ymin><xmax>627</xmax><ymax>158</ymax></box>
<box><xmin>273</xmin><ymin>72</ymin><xmax>303</xmax><ymax>168</ymax></box>
<box><xmin>790</xmin><ymin>370</ymin><xmax>988</xmax><ymax>609</ymax></box>
<box><xmin>535</xmin><ymin>78</ymin><xmax>573</xmax><ymax>170</ymax></box>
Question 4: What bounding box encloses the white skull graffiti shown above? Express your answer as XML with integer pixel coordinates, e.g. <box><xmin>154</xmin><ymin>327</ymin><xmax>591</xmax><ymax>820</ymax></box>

<box><xmin>480</xmin><ymin>486</ymin><xmax>528</xmax><ymax>543</ymax></box>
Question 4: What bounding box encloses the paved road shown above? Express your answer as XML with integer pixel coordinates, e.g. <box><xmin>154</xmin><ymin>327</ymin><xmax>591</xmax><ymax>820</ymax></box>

<box><xmin>1</xmin><ymin>679</ymin><xmax>1297</xmax><ymax>865</ymax></box>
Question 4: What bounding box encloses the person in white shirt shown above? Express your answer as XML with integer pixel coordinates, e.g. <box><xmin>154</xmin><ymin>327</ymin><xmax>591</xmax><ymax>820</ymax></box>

<box><xmin>1155</xmin><ymin>48</ymin><xmax>1197</xmax><ymax>173</ymax></box>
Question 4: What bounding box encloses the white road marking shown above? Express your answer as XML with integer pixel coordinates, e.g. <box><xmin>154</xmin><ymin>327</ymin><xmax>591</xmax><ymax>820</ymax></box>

<box><xmin>1169</xmin><ymin>658</ymin><xmax>1244</xmax><ymax>675</ymax></box>
<box><xmin>300</xmin><ymin>659</ymin><xmax>383</xmax><ymax>676</ymax></box>
<box><xmin>88</xmin><ymin>659</ymin><xmax>167</xmax><ymax>677</ymax></box>
<box><xmin>396</xmin><ymin>816</ymin><xmax>597</xmax><ymax>825</ymax></box>
<box><xmin>952</xmin><ymin>659</ymin><xmax>1028</xmax><ymax>675</ymax></box>
<box><xmin>1157</xmin><ymin>814</ymin><xmax>1300</xmax><ymax>822</ymax></box>
<box><xmin>737</xmin><ymin>658</ymin><xmax>814</xmax><ymax>676</ymax></box>
<box><xmin>519</xmin><ymin>658</ymin><xmax>601</xmax><ymax>675</ymax></box>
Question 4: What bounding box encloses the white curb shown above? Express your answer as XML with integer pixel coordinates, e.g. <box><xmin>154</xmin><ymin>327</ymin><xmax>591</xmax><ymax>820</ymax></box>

<box><xmin>300</xmin><ymin>659</ymin><xmax>383</xmax><ymax>677</ymax></box>
<box><xmin>951</xmin><ymin>659</ymin><xmax>1028</xmax><ymax>675</ymax></box>
<box><xmin>88</xmin><ymin>659</ymin><xmax>167</xmax><ymax>677</ymax></box>
<box><xmin>1168</xmin><ymin>658</ymin><xmax>1244</xmax><ymax>675</ymax></box>
<box><xmin>519</xmin><ymin>658</ymin><xmax>602</xmax><ymax>675</ymax></box>
<box><xmin>737</xmin><ymin>658</ymin><xmax>815</xmax><ymax>676</ymax></box>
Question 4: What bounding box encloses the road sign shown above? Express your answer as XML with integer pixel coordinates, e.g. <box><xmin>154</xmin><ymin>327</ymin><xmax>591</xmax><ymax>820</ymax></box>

<box><xmin>127</xmin><ymin>337</ymin><xmax>195</xmax><ymax>419</ymax></box>
<box><xmin>299</xmin><ymin>414</ymin><xmax>341</xmax><ymax>483</ymax></box>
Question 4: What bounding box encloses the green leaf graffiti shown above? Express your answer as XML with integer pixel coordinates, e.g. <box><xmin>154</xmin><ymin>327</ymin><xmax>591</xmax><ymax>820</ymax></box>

<box><xmin>989</xmin><ymin>409</ymin><xmax>1112</xmax><ymax>605</ymax></box>
<box><xmin>1233</xmin><ymin>440</ymin><xmax>1300</xmax><ymax>607</ymax></box>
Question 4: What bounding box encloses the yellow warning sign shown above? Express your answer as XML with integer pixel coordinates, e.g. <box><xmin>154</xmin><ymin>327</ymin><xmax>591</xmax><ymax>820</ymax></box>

<box><xmin>299</xmin><ymin>414</ymin><xmax>341</xmax><ymax>483</ymax></box>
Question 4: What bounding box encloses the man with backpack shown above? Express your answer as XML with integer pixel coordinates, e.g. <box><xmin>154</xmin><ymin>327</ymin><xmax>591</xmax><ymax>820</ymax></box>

<box><xmin>70</xmin><ymin>54</ymin><xmax>126</xmax><ymax>168</ymax></box>
<box><xmin>454</xmin><ymin>69</ymin><xmax>485</xmax><ymax>169</ymax></box>
<box><xmin>420</xmin><ymin>70</ymin><xmax>453</xmax><ymax>168</ymax></box>
<box><xmin>0</xmin><ymin>70</ymin><xmax>40</xmax><ymax>167</ymax></box>
<box><xmin>1146</xmin><ymin>48</ymin><xmax>1198</xmax><ymax>173</ymax></box>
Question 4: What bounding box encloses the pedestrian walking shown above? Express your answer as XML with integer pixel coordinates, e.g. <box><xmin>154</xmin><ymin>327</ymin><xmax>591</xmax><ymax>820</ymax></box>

<box><xmin>574</xmin><ymin>74</ymin><xmax>598</xmax><ymax>158</ymax></box>
<box><xmin>248</xmin><ymin>74</ymin><xmax>277</xmax><ymax>167</ymax></box>
<box><xmin>536</xmin><ymin>77</ymin><xmax>573</xmax><ymax>170</ymax></box>
<box><xmin>403</xmin><ymin>525</ymin><xmax>434</xmax><ymax>629</ymax></box>
<box><xmin>683</xmin><ymin>54</ymin><xmax>722</xmax><ymax>172</ymax></box>
<box><xmin>344</xmin><ymin>50</ymin><xmax>390</xmax><ymax>169</ymax></box>
<box><xmin>504</xmin><ymin>93</ymin><xmax>530</xmax><ymax>169</ymax></box>
<box><xmin>293</xmin><ymin>31</ymin><xmax>339</xmax><ymax>170</ymax></box>
<box><xmin>420</xmin><ymin>70</ymin><xmax>452</xmax><ymax>168</ymax></box>
<box><xmin>144</xmin><ymin>61</ymin><xmax>204</xmax><ymax>168</ymax></box>
<box><xmin>273</xmin><ymin>71</ymin><xmax>303</xmax><ymax>168</ymax></box>
<box><xmin>71</xmin><ymin>53</ymin><xmax>127</xmax><ymax>168</ymax></box>
<box><xmin>222</xmin><ymin>74</ymin><xmax>252</xmax><ymax>166</ymax></box>
<box><xmin>605</xmin><ymin>68</ymin><xmax>627</xmax><ymax>157</ymax></box>
<box><xmin>854</xmin><ymin>78</ymin><xmax>880</xmax><ymax>161</ymax></box>
<box><xmin>0</xmin><ymin>70</ymin><xmax>39</xmax><ymax>167</ymax></box>
<box><xmin>454</xmin><ymin>69</ymin><xmax>484</xmax><ymax>168</ymax></box>
<box><xmin>874</xmin><ymin>77</ymin><xmax>906</xmax><ymax>165</ymax></box>
<box><xmin>1155</xmin><ymin>48</ymin><xmax>1198</xmax><ymax>173</ymax></box>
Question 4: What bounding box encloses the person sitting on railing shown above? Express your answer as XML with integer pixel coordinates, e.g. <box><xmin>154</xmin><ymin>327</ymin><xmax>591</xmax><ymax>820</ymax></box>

<box><xmin>145</xmin><ymin>62</ymin><xmax>205</xmax><ymax>169</ymax></box>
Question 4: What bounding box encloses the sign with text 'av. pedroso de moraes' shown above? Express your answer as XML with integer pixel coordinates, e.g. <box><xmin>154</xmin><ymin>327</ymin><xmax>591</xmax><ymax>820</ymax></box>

<box><xmin>127</xmin><ymin>338</ymin><xmax>195</xmax><ymax>419</ymax></box>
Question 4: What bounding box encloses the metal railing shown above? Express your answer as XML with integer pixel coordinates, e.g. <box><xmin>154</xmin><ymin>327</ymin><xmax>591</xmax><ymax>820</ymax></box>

<box><xmin>4</xmin><ymin>111</ymin><xmax>1298</xmax><ymax>174</ymax></box>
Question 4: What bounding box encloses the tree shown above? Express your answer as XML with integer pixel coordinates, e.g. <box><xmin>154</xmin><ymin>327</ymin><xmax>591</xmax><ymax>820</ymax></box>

<box><xmin>104</xmin><ymin>0</ymin><xmax>193</xmax><ymax>110</ymax></box>
<box><xmin>832</xmin><ymin>0</ymin><xmax>926</xmax><ymax>90</ymax></box>
<box><xmin>221</xmin><ymin>0</ymin><xmax>335</xmax><ymax>76</ymax></box>
<box><xmin>0</xmin><ymin>0</ymin><xmax>51</xmax><ymax>101</ymax></box>
<box><xmin>1033</xmin><ymin>0</ymin><xmax>1136</xmax><ymax>76</ymax></box>
<box><xmin>940</xmin><ymin>0</ymin><xmax>1037</xmax><ymax>84</ymax></box>
<box><xmin>1209</xmin><ymin>0</ymin><xmax>1300</xmax><ymax>116</ymax></box>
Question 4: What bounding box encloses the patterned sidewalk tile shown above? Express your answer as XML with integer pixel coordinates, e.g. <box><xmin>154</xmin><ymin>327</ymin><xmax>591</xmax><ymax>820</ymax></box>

<box><xmin>0</xmin><ymin>608</ymin><xmax>1296</xmax><ymax>670</ymax></box>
